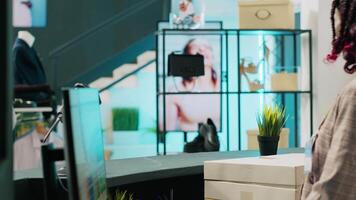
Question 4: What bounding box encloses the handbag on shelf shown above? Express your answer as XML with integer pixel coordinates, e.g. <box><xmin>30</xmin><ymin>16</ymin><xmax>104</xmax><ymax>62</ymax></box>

<box><xmin>168</xmin><ymin>53</ymin><xmax>205</xmax><ymax>77</ymax></box>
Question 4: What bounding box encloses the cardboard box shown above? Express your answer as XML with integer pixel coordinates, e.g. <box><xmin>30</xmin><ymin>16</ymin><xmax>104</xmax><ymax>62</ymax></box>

<box><xmin>271</xmin><ymin>72</ymin><xmax>298</xmax><ymax>91</ymax></box>
<box><xmin>239</xmin><ymin>0</ymin><xmax>295</xmax><ymax>29</ymax></box>
<box><xmin>204</xmin><ymin>154</ymin><xmax>304</xmax><ymax>186</ymax></box>
<box><xmin>205</xmin><ymin>181</ymin><xmax>301</xmax><ymax>200</ymax></box>
<box><xmin>204</xmin><ymin>154</ymin><xmax>304</xmax><ymax>200</ymax></box>
<box><xmin>205</xmin><ymin>154</ymin><xmax>304</xmax><ymax>186</ymax></box>
<box><xmin>247</xmin><ymin>128</ymin><xmax>289</xmax><ymax>150</ymax></box>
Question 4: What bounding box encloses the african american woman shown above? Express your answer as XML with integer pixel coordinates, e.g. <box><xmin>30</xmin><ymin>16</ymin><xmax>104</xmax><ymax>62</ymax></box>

<box><xmin>301</xmin><ymin>0</ymin><xmax>356</xmax><ymax>199</ymax></box>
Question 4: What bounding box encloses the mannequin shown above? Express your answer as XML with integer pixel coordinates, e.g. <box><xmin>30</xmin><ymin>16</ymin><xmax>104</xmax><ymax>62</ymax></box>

<box><xmin>13</xmin><ymin>31</ymin><xmax>46</xmax><ymax>85</ymax></box>
<box><xmin>12</xmin><ymin>31</ymin><xmax>62</xmax><ymax>171</ymax></box>
<box><xmin>17</xmin><ymin>31</ymin><xmax>35</xmax><ymax>47</ymax></box>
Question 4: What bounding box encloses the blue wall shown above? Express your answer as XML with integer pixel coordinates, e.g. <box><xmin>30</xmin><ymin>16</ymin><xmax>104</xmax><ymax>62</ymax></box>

<box><xmin>31</xmin><ymin>0</ymin><xmax>47</xmax><ymax>27</ymax></box>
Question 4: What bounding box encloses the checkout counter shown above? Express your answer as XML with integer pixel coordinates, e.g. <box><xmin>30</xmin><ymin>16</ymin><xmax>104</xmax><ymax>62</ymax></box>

<box><xmin>14</xmin><ymin>148</ymin><xmax>303</xmax><ymax>200</ymax></box>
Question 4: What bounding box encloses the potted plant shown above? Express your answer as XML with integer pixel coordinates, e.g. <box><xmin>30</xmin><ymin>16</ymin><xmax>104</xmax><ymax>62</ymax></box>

<box><xmin>114</xmin><ymin>190</ymin><xmax>134</xmax><ymax>200</ymax></box>
<box><xmin>256</xmin><ymin>104</ymin><xmax>287</xmax><ymax>156</ymax></box>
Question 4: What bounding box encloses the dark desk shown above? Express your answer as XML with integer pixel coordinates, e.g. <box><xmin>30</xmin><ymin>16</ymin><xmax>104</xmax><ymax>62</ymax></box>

<box><xmin>15</xmin><ymin>148</ymin><xmax>304</xmax><ymax>199</ymax></box>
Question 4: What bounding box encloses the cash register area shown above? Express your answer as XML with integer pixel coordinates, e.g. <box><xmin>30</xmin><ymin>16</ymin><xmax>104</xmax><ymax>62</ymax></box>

<box><xmin>3</xmin><ymin>0</ymin><xmax>354</xmax><ymax>200</ymax></box>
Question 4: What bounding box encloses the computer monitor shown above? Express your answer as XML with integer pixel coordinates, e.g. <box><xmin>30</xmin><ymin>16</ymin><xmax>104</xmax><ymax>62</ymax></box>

<box><xmin>0</xmin><ymin>0</ymin><xmax>14</xmax><ymax>198</ymax></box>
<box><xmin>62</xmin><ymin>88</ymin><xmax>107</xmax><ymax>200</ymax></box>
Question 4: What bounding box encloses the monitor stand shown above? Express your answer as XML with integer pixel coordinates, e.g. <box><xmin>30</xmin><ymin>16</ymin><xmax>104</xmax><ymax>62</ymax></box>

<box><xmin>41</xmin><ymin>143</ymin><xmax>67</xmax><ymax>200</ymax></box>
<box><xmin>56</xmin><ymin>166</ymin><xmax>67</xmax><ymax>177</ymax></box>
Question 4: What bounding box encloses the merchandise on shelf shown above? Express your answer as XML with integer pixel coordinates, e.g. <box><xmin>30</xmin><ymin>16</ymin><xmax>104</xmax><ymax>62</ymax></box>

<box><xmin>271</xmin><ymin>72</ymin><xmax>298</xmax><ymax>91</ymax></box>
<box><xmin>238</xmin><ymin>0</ymin><xmax>295</xmax><ymax>29</ymax></box>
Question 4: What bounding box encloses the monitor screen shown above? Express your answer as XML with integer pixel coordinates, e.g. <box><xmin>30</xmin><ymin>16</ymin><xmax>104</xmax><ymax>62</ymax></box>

<box><xmin>1</xmin><ymin>0</ymin><xmax>14</xmax><ymax>198</ymax></box>
<box><xmin>62</xmin><ymin>88</ymin><xmax>107</xmax><ymax>200</ymax></box>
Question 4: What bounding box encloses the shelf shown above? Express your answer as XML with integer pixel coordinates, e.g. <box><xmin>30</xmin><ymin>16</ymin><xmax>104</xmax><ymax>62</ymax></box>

<box><xmin>157</xmin><ymin>91</ymin><xmax>311</xmax><ymax>95</ymax></box>
<box><xmin>156</xmin><ymin>23</ymin><xmax>314</xmax><ymax>154</ymax></box>
<box><xmin>158</xmin><ymin>92</ymin><xmax>227</xmax><ymax>95</ymax></box>
<box><xmin>239</xmin><ymin>91</ymin><xmax>311</xmax><ymax>94</ymax></box>
<box><xmin>14</xmin><ymin>107</ymin><xmax>53</xmax><ymax>113</ymax></box>
<box><xmin>156</xmin><ymin>29</ymin><xmax>311</xmax><ymax>36</ymax></box>
<box><xmin>238</xmin><ymin>29</ymin><xmax>310</xmax><ymax>36</ymax></box>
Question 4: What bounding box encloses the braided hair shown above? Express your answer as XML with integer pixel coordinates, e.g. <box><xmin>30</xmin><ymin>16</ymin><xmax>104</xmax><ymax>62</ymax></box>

<box><xmin>328</xmin><ymin>0</ymin><xmax>356</xmax><ymax>73</ymax></box>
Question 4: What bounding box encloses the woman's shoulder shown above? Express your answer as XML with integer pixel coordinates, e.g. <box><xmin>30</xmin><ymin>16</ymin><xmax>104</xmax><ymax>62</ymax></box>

<box><xmin>336</xmin><ymin>78</ymin><xmax>356</xmax><ymax>111</ymax></box>
<box><xmin>340</xmin><ymin>78</ymin><xmax>356</xmax><ymax>97</ymax></box>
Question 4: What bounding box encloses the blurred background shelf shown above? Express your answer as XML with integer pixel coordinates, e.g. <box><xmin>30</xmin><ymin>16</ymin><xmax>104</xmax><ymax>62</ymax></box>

<box><xmin>157</xmin><ymin>26</ymin><xmax>313</xmax><ymax>155</ymax></box>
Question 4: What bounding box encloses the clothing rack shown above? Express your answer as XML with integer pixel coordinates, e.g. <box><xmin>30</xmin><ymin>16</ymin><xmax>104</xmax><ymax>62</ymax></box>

<box><xmin>14</xmin><ymin>107</ymin><xmax>53</xmax><ymax>113</ymax></box>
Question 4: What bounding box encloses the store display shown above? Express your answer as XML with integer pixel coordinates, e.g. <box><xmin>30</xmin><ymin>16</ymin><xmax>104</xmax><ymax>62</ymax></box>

<box><xmin>247</xmin><ymin>128</ymin><xmax>289</xmax><ymax>150</ymax></box>
<box><xmin>239</xmin><ymin>43</ymin><xmax>270</xmax><ymax>92</ymax></box>
<box><xmin>240</xmin><ymin>59</ymin><xmax>264</xmax><ymax>91</ymax></box>
<box><xmin>184</xmin><ymin>118</ymin><xmax>220</xmax><ymax>153</ymax></box>
<box><xmin>238</xmin><ymin>0</ymin><xmax>295</xmax><ymax>29</ymax></box>
<box><xmin>256</xmin><ymin>105</ymin><xmax>287</xmax><ymax>156</ymax></box>
<box><xmin>170</xmin><ymin>0</ymin><xmax>205</xmax><ymax>29</ymax></box>
<box><xmin>159</xmin><ymin>37</ymin><xmax>222</xmax><ymax>132</ymax></box>
<box><xmin>157</xmin><ymin>27</ymin><xmax>313</xmax><ymax>154</ymax></box>
<box><xmin>271</xmin><ymin>72</ymin><xmax>298</xmax><ymax>91</ymax></box>
<box><xmin>240</xmin><ymin>59</ymin><xmax>258</xmax><ymax>74</ymax></box>
<box><xmin>248</xmin><ymin>80</ymin><xmax>264</xmax><ymax>91</ymax></box>
<box><xmin>204</xmin><ymin>154</ymin><xmax>305</xmax><ymax>200</ymax></box>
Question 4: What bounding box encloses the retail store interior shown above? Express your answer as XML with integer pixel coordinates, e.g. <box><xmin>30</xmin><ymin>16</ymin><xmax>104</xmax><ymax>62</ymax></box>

<box><xmin>2</xmin><ymin>0</ymin><xmax>356</xmax><ymax>199</ymax></box>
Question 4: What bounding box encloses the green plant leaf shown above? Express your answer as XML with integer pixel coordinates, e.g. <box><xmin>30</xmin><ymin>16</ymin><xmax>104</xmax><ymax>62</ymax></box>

<box><xmin>115</xmin><ymin>190</ymin><xmax>134</xmax><ymax>200</ymax></box>
<box><xmin>256</xmin><ymin>104</ymin><xmax>288</xmax><ymax>137</ymax></box>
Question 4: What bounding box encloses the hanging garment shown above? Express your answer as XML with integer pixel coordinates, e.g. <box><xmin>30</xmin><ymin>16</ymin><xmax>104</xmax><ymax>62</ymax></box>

<box><xmin>13</xmin><ymin>38</ymin><xmax>47</xmax><ymax>85</ymax></box>
<box><xmin>13</xmin><ymin>129</ymin><xmax>63</xmax><ymax>171</ymax></box>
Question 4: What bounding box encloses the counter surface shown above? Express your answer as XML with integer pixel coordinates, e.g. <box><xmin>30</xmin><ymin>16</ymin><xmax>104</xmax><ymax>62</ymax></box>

<box><xmin>15</xmin><ymin>148</ymin><xmax>304</xmax><ymax>187</ymax></box>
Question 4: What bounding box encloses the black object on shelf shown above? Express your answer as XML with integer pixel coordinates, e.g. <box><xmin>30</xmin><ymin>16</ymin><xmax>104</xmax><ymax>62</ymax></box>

<box><xmin>184</xmin><ymin>119</ymin><xmax>220</xmax><ymax>153</ymax></box>
<box><xmin>168</xmin><ymin>53</ymin><xmax>205</xmax><ymax>77</ymax></box>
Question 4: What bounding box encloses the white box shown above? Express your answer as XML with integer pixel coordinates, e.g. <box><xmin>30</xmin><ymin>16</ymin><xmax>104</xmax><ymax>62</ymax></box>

<box><xmin>247</xmin><ymin>128</ymin><xmax>289</xmax><ymax>150</ymax></box>
<box><xmin>204</xmin><ymin>154</ymin><xmax>304</xmax><ymax>186</ymax></box>
<box><xmin>205</xmin><ymin>180</ymin><xmax>301</xmax><ymax>200</ymax></box>
<box><xmin>239</xmin><ymin>0</ymin><xmax>295</xmax><ymax>29</ymax></box>
<box><xmin>204</xmin><ymin>154</ymin><xmax>304</xmax><ymax>200</ymax></box>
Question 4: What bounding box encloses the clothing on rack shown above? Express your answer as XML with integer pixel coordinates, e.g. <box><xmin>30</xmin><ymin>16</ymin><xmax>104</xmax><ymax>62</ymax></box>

<box><xmin>13</xmin><ymin>129</ymin><xmax>63</xmax><ymax>171</ymax></box>
<box><xmin>13</xmin><ymin>38</ymin><xmax>46</xmax><ymax>85</ymax></box>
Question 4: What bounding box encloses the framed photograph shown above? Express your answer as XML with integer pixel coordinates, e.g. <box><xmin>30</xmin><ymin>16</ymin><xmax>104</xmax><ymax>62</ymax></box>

<box><xmin>13</xmin><ymin>0</ymin><xmax>47</xmax><ymax>27</ymax></box>
<box><xmin>170</xmin><ymin>0</ymin><xmax>206</xmax><ymax>29</ymax></box>
<box><xmin>158</xmin><ymin>25</ymin><xmax>223</xmax><ymax>132</ymax></box>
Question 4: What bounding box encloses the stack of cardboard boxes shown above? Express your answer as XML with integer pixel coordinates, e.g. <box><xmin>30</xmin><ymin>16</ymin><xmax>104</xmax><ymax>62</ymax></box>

<box><xmin>204</xmin><ymin>154</ymin><xmax>304</xmax><ymax>200</ymax></box>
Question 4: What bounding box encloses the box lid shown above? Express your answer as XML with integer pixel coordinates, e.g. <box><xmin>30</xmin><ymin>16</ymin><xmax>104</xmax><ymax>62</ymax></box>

<box><xmin>239</xmin><ymin>0</ymin><xmax>291</xmax><ymax>6</ymax></box>
<box><xmin>204</xmin><ymin>153</ymin><xmax>304</xmax><ymax>186</ymax></box>
<box><xmin>205</xmin><ymin>181</ymin><xmax>301</xmax><ymax>200</ymax></box>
